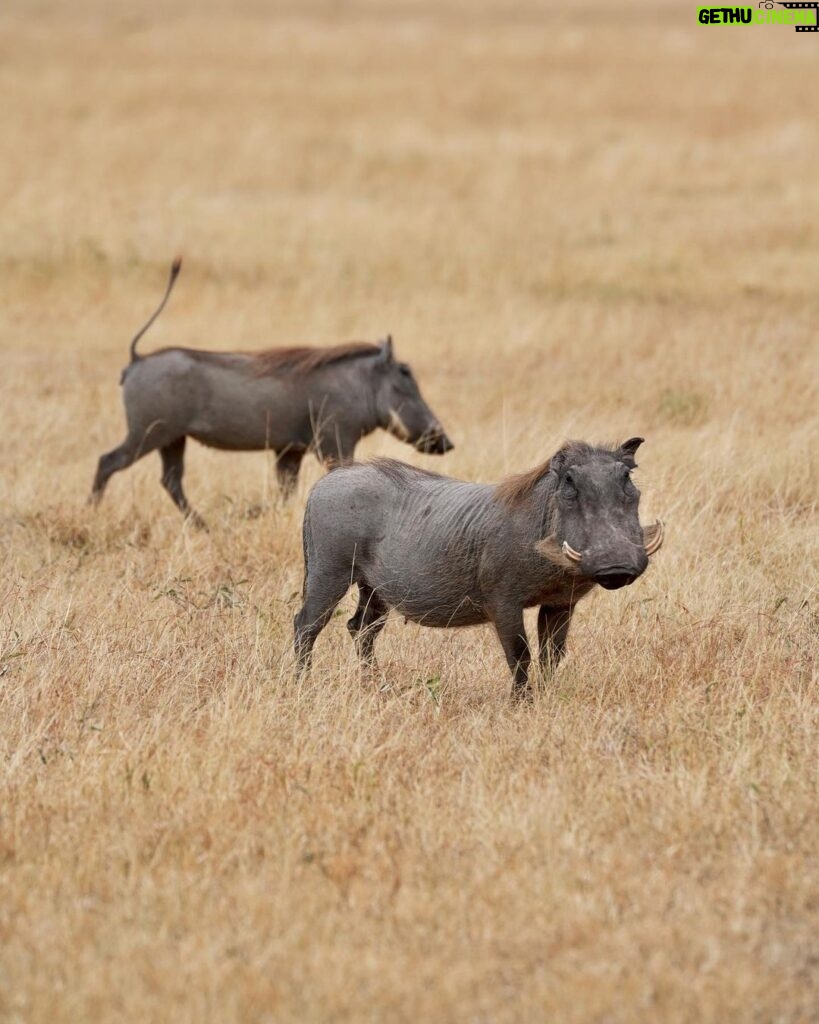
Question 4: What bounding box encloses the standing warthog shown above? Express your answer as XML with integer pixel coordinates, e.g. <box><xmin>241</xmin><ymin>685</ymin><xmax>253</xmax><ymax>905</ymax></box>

<box><xmin>294</xmin><ymin>438</ymin><xmax>664</xmax><ymax>699</ymax></box>
<box><xmin>91</xmin><ymin>259</ymin><xmax>453</xmax><ymax>526</ymax></box>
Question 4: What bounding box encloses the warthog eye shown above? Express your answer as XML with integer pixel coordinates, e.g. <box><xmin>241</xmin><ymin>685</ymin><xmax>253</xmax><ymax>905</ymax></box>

<box><xmin>618</xmin><ymin>462</ymin><xmax>635</xmax><ymax>487</ymax></box>
<box><xmin>563</xmin><ymin>471</ymin><xmax>577</xmax><ymax>496</ymax></box>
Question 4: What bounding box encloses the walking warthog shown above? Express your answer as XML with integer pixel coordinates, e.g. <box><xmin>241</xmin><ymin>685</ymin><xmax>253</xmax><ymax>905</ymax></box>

<box><xmin>294</xmin><ymin>438</ymin><xmax>664</xmax><ymax>699</ymax></box>
<box><xmin>91</xmin><ymin>259</ymin><xmax>453</xmax><ymax>526</ymax></box>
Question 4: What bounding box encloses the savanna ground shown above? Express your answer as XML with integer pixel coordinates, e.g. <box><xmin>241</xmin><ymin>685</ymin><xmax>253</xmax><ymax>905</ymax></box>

<box><xmin>1</xmin><ymin>1</ymin><xmax>817</xmax><ymax>1021</ymax></box>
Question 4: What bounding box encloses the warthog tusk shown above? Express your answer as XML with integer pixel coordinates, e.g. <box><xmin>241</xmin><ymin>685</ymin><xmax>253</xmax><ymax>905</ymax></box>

<box><xmin>643</xmin><ymin>519</ymin><xmax>664</xmax><ymax>556</ymax></box>
<box><xmin>561</xmin><ymin>540</ymin><xmax>583</xmax><ymax>563</ymax></box>
<box><xmin>388</xmin><ymin>409</ymin><xmax>411</xmax><ymax>441</ymax></box>
<box><xmin>535</xmin><ymin>535</ymin><xmax>581</xmax><ymax>569</ymax></box>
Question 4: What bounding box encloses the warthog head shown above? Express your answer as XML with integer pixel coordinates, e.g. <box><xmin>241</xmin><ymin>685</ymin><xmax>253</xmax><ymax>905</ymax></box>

<box><xmin>537</xmin><ymin>437</ymin><xmax>664</xmax><ymax>590</ymax></box>
<box><xmin>372</xmin><ymin>336</ymin><xmax>454</xmax><ymax>455</ymax></box>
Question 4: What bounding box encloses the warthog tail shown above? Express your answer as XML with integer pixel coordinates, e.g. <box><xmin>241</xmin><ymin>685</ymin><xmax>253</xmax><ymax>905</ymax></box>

<box><xmin>129</xmin><ymin>256</ymin><xmax>183</xmax><ymax>364</ymax></box>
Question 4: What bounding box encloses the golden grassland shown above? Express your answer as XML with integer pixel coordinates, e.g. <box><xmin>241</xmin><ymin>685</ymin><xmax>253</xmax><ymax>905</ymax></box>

<box><xmin>0</xmin><ymin>2</ymin><xmax>817</xmax><ymax>1021</ymax></box>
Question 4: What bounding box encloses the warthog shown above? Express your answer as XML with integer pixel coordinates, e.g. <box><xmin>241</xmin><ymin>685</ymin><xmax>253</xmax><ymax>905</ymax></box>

<box><xmin>294</xmin><ymin>438</ymin><xmax>664</xmax><ymax>699</ymax></box>
<box><xmin>91</xmin><ymin>259</ymin><xmax>453</xmax><ymax>526</ymax></box>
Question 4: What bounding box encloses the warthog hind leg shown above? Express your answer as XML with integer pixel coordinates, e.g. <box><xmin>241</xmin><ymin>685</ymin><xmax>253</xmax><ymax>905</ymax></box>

<box><xmin>90</xmin><ymin>437</ymin><xmax>143</xmax><ymax>504</ymax></box>
<box><xmin>294</xmin><ymin>570</ymin><xmax>351</xmax><ymax>676</ymax></box>
<box><xmin>160</xmin><ymin>437</ymin><xmax>205</xmax><ymax>529</ymax></box>
<box><xmin>347</xmin><ymin>584</ymin><xmax>389</xmax><ymax>679</ymax></box>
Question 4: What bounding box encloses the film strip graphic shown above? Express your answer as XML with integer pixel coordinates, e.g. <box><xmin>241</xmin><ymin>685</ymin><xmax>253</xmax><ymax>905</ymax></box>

<box><xmin>776</xmin><ymin>2</ymin><xmax>819</xmax><ymax>32</ymax></box>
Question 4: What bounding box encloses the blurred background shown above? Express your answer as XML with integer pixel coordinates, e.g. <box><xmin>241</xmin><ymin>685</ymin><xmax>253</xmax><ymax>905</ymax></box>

<box><xmin>2</xmin><ymin>0</ymin><xmax>817</xmax><ymax>504</ymax></box>
<box><xmin>1</xmin><ymin>3</ymin><xmax>816</xmax><ymax>1022</ymax></box>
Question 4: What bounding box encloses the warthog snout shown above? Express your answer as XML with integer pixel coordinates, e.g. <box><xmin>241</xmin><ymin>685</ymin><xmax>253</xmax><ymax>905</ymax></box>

<box><xmin>417</xmin><ymin>429</ymin><xmax>455</xmax><ymax>455</ymax></box>
<box><xmin>592</xmin><ymin>558</ymin><xmax>647</xmax><ymax>591</ymax></box>
<box><xmin>558</xmin><ymin>521</ymin><xmax>661</xmax><ymax>589</ymax></box>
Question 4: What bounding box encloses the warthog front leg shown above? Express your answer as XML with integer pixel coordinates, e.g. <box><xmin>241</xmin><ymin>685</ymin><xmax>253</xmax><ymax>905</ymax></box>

<box><xmin>275</xmin><ymin>449</ymin><xmax>304</xmax><ymax>500</ymax></box>
<box><xmin>491</xmin><ymin>607</ymin><xmax>532</xmax><ymax>700</ymax></box>
<box><xmin>347</xmin><ymin>584</ymin><xmax>389</xmax><ymax>680</ymax></box>
<box><xmin>537</xmin><ymin>605</ymin><xmax>574</xmax><ymax>679</ymax></box>
<box><xmin>160</xmin><ymin>437</ymin><xmax>206</xmax><ymax>529</ymax></box>
<box><xmin>312</xmin><ymin>425</ymin><xmax>358</xmax><ymax>472</ymax></box>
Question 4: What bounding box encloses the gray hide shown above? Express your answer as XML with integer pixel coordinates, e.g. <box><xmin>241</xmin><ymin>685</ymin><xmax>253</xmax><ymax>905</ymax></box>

<box><xmin>91</xmin><ymin>260</ymin><xmax>453</xmax><ymax>525</ymax></box>
<box><xmin>294</xmin><ymin>440</ymin><xmax>664</xmax><ymax>699</ymax></box>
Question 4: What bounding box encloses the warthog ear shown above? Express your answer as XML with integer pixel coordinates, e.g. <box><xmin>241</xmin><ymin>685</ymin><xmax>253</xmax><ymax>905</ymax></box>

<box><xmin>377</xmin><ymin>335</ymin><xmax>394</xmax><ymax>363</ymax></box>
<box><xmin>642</xmin><ymin>519</ymin><xmax>664</xmax><ymax>556</ymax></box>
<box><xmin>535</xmin><ymin>535</ymin><xmax>583</xmax><ymax>570</ymax></box>
<box><xmin>618</xmin><ymin>436</ymin><xmax>645</xmax><ymax>468</ymax></box>
<box><xmin>548</xmin><ymin>449</ymin><xmax>567</xmax><ymax>476</ymax></box>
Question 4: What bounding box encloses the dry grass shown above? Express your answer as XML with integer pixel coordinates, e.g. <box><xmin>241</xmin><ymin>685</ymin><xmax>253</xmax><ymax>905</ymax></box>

<box><xmin>1</xmin><ymin>2</ymin><xmax>817</xmax><ymax>1021</ymax></box>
